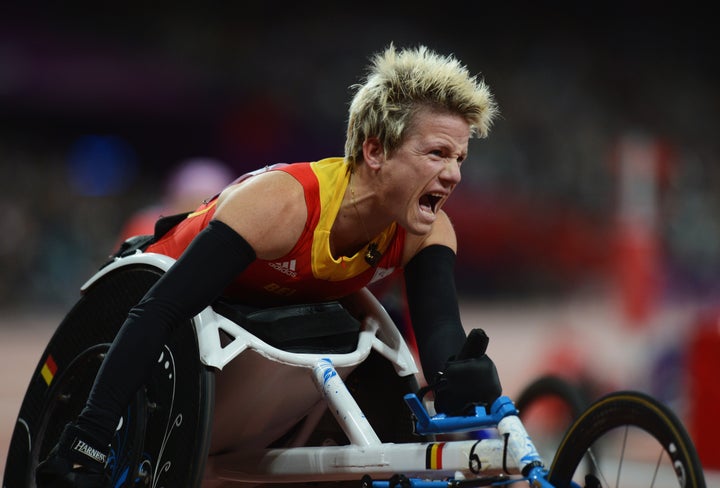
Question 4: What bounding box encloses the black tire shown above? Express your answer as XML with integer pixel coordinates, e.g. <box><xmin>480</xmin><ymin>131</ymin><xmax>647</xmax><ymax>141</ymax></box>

<box><xmin>3</xmin><ymin>263</ymin><xmax>214</xmax><ymax>487</ymax></box>
<box><xmin>515</xmin><ymin>375</ymin><xmax>588</xmax><ymax>419</ymax></box>
<box><xmin>548</xmin><ymin>390</ymin><xmax>706</xmax><ymax>488</ymax></box>
<box><xmin>515</xmin><ymin>375</ymin><xmax>591</xmax><ymax>473</ymax></box>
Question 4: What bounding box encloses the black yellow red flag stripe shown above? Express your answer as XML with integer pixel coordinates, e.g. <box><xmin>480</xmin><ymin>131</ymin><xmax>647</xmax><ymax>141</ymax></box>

<box><xmin>425</xmin><ymin>442</ymin><xmax>446</xmax><ymax>469</ymax></box>
<box><xmin>41</xmin><ymin>354</ymin><xmax>58</xmax><ymax>386</ymax></box>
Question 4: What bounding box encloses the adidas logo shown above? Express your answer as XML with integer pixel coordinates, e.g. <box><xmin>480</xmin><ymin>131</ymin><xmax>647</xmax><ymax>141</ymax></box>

<box><xmin>269</xmin><ymin>259</ymin><xmax>298</xmax><ymax>278</ymax></box>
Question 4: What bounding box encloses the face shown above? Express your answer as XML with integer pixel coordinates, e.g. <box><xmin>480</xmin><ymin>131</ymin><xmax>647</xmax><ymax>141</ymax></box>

<box><xmin>378</xmin><ymin>109</ymin><xmax>471</xmax><ymax>235</ymax></box>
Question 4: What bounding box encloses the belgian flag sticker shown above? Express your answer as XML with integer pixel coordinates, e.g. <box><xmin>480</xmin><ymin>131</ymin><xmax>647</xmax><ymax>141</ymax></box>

<box><xmin>41</xmin><ymin>354</ymin><xmax>58</xmax><ymax>386</ymax></box>
<box><xmin>426</xmin><ymin>442</ymin><xmax>446</xmax><ymax>470</ymax></box>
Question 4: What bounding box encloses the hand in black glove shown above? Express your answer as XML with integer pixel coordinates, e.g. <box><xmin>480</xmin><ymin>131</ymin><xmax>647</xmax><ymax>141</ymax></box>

<box><xmin>433</xmin><ymin>328</ymin><xmax>502</xmax><ymax>416</ymax></box>
<box><xmin>35</xmin><ymin>422</ymin><xmax>111</xmax><ymax>488</ymax></box>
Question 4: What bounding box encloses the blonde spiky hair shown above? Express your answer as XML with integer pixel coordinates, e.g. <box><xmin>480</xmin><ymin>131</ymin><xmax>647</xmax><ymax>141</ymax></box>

<box><xmin>344</xmin><ymin>44</ymin><xmax>498</xmax><ymax>166</ymax></box>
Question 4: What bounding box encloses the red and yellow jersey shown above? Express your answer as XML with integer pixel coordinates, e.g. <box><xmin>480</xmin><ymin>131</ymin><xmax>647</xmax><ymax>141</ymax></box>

<box><xmin>146</xmin><ymin>158</ymin><xmax>405</xmax><ymax>306</ymax></box>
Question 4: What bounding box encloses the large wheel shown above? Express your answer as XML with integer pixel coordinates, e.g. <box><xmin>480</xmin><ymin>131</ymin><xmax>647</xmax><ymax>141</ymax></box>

<box><xmin>548</xmin><ymin>390</ymin><xmax>706</xmax><ymax>488</ymax></box>
<box><xmin>3</xmin><ymin>263</ymin><xmax>214</xmax><ymax>487</ymax></box>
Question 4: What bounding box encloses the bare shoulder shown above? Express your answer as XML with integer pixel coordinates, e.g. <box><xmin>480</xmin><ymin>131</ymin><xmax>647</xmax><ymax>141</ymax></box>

<box><xmin>402</xmin><ymin>210</ymin><xmax>458</xmax><ymax>265</ymax></box>
<box><xmin>214</xmin><ymin>170</ymin><xmax>307</xmax><ymax>259</ymax></box>
<box><xmin>217</xmin><ymin>170</ymin><xmax>301</xmax><ymax>202</ymax></box>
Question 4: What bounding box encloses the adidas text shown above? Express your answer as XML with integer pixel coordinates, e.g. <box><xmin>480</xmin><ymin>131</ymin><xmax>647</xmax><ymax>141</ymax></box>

<box><xmin>269</xmin><ymin>259</ymin><xmax>297</xmax><ymax>278</ymax></box>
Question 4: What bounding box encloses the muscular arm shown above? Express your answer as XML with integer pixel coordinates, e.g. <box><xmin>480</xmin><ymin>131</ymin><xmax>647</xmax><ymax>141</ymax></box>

<box><xmin>82</xmin><ymin>171</ymin><xmax>310</xmax><ymax>440</ymax></box>
<box><xmin>403</xmin><ymin>212</ymin><xmax>503</xmax><ymax>413</ymax></box>
<box><xmin>403</xmin><ymin>211</ymin><xmax>466</xmax><ymax>382</ymax></box>
<box><xmin>81</xmin><ymin>220</ymin><xmax>257</xmax><ymax>439</ymax></box>
<box><xmin>214</xmin><ymin>170</ymin><xmax>307</xmax><ymax>260</ymax></box>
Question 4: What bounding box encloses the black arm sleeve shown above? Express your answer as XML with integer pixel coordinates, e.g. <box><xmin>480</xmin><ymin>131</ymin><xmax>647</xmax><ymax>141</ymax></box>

<box><xmin>79</xmin><ymin>219</ymin><xmax>256</xmax><ymax>440</ymax></box>
<box><xmin>404</xmin><ymin>244</ymin><xmax>467</xmax><ymax>383</ymax></box>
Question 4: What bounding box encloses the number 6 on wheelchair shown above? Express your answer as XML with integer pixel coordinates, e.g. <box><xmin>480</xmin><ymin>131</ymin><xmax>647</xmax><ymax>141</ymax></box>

<box><xmin>3</xmin><ymin>251</ymin><xmax>707</xmax><ymax>487</ymax></box>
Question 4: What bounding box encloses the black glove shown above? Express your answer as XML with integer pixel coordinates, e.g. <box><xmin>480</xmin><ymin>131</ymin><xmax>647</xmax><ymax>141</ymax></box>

<box><xmin>36</xmin><ymin>422</ymin><xmax>111</xmax><ymax>488</ymax></box>
<box><xmin>433</xmin><ymin>328</ymin><xmax>502</xmax><ymax>416</ymax></box>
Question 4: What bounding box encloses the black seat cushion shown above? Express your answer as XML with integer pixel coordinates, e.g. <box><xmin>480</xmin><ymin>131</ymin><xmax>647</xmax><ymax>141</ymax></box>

<box><xmin>212</xmin><ymin>300</ymin><xmax>361</xmax><ymax>354</ymax></box>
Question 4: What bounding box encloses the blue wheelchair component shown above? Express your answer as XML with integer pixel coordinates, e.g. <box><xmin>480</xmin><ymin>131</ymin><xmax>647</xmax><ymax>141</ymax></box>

<box><xmin>369</xmin><ymin>475</ymin><xmax>521</xmax><ymax>488</ymax></box>
<box><xmin>370</xmin><ymin>479</ymin><xmax>449</xmax><ymax>487</ymax></box>
<box><xmin>403</xmin><ymin>394</ymin><xmax>519</xmax><ymax>435</ymax></box>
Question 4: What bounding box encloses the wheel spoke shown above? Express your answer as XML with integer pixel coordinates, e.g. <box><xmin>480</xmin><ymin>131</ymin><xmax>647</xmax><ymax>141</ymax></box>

<box><xmin>650</xmin><ymin>445</ymin><xmax>664</xmax><ymax>488</ymax></box>
<box><xmin>615</xmin><ymin>425</ymin><xmax>629</xmax><ymax>488</ymax></box>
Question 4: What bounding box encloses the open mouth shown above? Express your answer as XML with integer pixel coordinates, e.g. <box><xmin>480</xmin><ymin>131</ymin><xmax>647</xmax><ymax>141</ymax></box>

<box><xmin>419</xmin><ymin>193</ymin><xmax>443</xmax><ymax>214</ymax></box>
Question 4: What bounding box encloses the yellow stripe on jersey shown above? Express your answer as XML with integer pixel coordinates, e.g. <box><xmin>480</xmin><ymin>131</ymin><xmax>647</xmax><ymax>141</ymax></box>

<box><xmin>310</xmin><ymin>158</ymin><xmax>396</xmax><ymax>281</ymax></box>
<box><xmin>187</xmin><ymin>199</ymin><xmax>217</xmax><ymax>218</ymax></box>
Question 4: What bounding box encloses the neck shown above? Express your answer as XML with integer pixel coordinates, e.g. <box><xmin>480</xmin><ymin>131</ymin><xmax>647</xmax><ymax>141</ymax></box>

<box><xmin>332</xmin><ymin>169</ymin><xmax>385</xmax><ymax>266</ymax></box>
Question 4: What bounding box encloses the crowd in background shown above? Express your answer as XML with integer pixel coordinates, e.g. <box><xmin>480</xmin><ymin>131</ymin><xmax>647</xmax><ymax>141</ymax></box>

<box><xmin>0</xmin><ymin>5</ymin><xmax>719</xmax><ymax>316</ymax></box>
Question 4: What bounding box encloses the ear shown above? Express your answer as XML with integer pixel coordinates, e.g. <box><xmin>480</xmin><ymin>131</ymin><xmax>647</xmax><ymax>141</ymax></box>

<box><xmin>362</xmin><ymin>137</ymin><xmax>384</xmax><ymax>171</ymax></box>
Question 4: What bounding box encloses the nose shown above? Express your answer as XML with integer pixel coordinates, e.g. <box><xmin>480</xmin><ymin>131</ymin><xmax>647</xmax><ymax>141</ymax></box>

<box><xmin>440</xmin><ymin>159</ymin><xmax>462</xmax><ymax>186</ymax></box>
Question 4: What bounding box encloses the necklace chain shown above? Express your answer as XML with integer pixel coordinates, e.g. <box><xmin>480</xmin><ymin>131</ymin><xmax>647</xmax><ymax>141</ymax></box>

<box><xmin>349</xmin><ymin>171</ymin><xmax>382</xmax><ymax>267</ymax></box>
<box><xmin>349</xmin><ymin>172</ymin><xmax>372</xmax><ymax>243</ymax></box>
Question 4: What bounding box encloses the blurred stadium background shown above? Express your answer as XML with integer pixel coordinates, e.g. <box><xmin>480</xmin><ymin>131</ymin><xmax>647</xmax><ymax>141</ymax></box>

<box><xmin>1</xmin><ymin>3</ymin><xmax>719</xmax><ymax>476</ymax></box>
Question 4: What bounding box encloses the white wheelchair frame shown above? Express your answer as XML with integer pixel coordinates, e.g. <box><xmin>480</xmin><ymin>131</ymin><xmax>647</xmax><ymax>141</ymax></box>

<box><xmin>84</xmin><ymin>252</ymin><xmax>550</xmax><ymax>488</ymax></box>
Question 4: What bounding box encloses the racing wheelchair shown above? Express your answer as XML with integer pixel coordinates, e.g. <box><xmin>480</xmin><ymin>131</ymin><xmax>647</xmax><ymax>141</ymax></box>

<box><xmin>3</xmin><ymin>247</ymin><xmax>707</xmax><ymax>487</ymax></box>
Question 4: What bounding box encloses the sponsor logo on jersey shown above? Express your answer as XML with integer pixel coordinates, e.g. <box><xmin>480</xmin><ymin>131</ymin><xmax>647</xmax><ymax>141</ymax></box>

<box><xmin>269</xmin><ymin>259</ymin><xmax>298</xmax><ymax>278</ymax></box>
